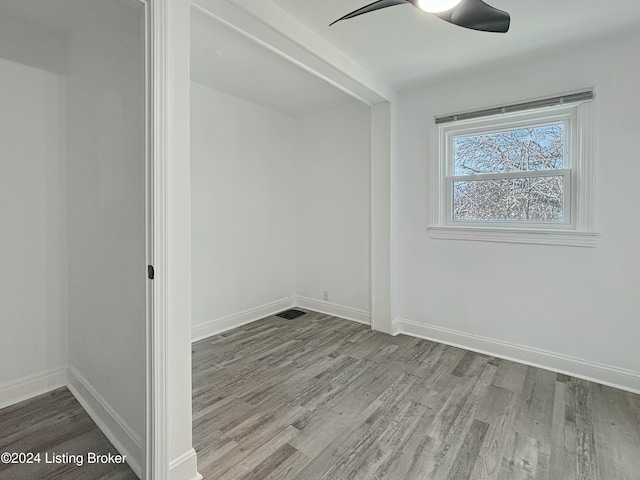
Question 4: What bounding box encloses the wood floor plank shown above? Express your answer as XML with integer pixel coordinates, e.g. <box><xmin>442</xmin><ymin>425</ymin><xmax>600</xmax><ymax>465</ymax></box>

<box><xmin>201</xmin><ymin>421</ymin><xmax>300</xmax><ymax>479</ymax></box>
<box><xmin>535</xmin><ymin>441</ymin><xmax>550</xmax><ymax>480</ymax></box>
<box><xmin>294</xmin><ymin>372</ymin><xmax>421</xmax><ymax>479</ymax></box>
<box><xmin>493</xmin><ymin>360</ymin><xmax>529</xmax><ymax>393</ymax></box>
<box><xmin>514</xmin><ymin>367</ymin><xmax>556</xmax><ymax>445</ymax></box>
<box><xmin>423</xmin><ymin>375</ymin><xmax>476</xmax><ymax>440</ymax></box>
<box><xmin>498</xmin><ymin>431</ymin><xmax>540</xmax><ymax>480</ymax></box>
<box><xmin>590</xmin><ymin>382</ymin><xmax>640</xmax><ymax>480</ymax></box>
<box><xmin>564</xmin><ymin>377</ymin><xmax>579</xmax><ymax>480</ymax></box>
<box><xmin>573</xmin><ymin>378</ymin><xmax>598</xmax><ymax>480</ymax></box>
<box><xmin>261</xmin><ymin>448</ymin><xmax>311</xmax><ymax>480</ymax></box>
<box><xmin>372</xmin><ymin>395</ymin><xmax>441</xmax><ymax>480</ymax></box>
<box><xmin>215</xmin><ymin>426</ymin><xmax>299</xmax><ymax>480</ymax></box>
<box><xmin>448</xmin><ymin>419</ymin><xmax>490</xmax><ymax>480</ymax></box>
<box><xmin>0</xmin><ymin>388</ymin><xmax>137</xmax><ymax>480</ymax></box>
<box><xmin>429</xmin><ymin>364</ymin><xmax>497</xmax><ymax>480</ymax></box>
<box><xmin>195</xmin><ymin>430</ymin><xmax>238</xmax><ymax>472</ymax></box>
<box><xmin>401</xmin><ymin>338</ymin><xmax>445</xmax><ymax>371</ymax></box>
<box><xmin>350</xmin><ymin>400</ymin><xmax>429</xmax><ymax>480</ymax></box>
<box><xmin>191</xmin><ymin>311</ymin><xmax>640</xmax><ymax>480</ymax></box>
<box><xmin>288</xmin><ymin>362</ymin><xmax>395</xmax><ymax>457</ymax></box>
<box><xmin>423</xmin><ymin>346</ymin><xmax>468</xmax><ymax>389</ymax></box>
<box><xmin>548</xmin><ymin>379</ymin><xmax>566</xmax><ymax>480</ymax></box>
<box><xmin>452</xmin><ymin>351</ymin><xmax>478</xmax><ymax>377</ymax></box>
<box><xmin>471</xmin><ymin>385</ymin><xmax>517</xmax><ymax>480</ymax></box>
<box><xmin>291</xmin><ymin>399</ymin><xmax>386</xmax><ymax>480</ymax></box>
<box><xmin>238</xmin><ymin>444</ymin><xmax>300</xmax><ymax>480</ymax></box>
<box><xmin>194</xmin><ymin>399</ymin><xmax>257</xmax><ymax>438</ymax></box>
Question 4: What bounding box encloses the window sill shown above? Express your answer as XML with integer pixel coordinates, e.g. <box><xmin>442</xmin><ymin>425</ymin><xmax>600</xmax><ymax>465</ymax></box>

<box><xmin>427</xmin><ymin>225</ymin><xmax>599</xmax><ymax>247</ymax></box>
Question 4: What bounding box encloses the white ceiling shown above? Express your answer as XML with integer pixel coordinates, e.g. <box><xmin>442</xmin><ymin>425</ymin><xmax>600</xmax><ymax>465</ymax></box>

<box><xmin>190</xmin><ymin>8</ymin><xmax>357</xmax><ymax>118</ymax></box>
<box><xmin>6</xmin><ymin>1</ymin><xmax>638</xmax><ymax>115</ymax></box>
<box><xmin>269</xmin><ymin>0</ymin><xmax>640</xmax><ymax>89</ymax></box>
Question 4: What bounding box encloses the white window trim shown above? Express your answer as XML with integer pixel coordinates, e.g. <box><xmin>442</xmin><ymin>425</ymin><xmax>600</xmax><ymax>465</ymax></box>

<box><xmin>427</xmin><ymin>99</ymin><xmax>598</xmax><ymax>247</ymax></box>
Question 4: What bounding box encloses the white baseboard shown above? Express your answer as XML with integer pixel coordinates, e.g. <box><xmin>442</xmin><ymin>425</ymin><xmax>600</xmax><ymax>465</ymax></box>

<box><xmin>295</xmin><ymin>296</ymin><xmax>371</xmax><ymax>325</ymax></box>
<box><xmin>66</xmin><ymin>367</ymin><xmax>144</xmax><ymax>478</ymax></box>
<box><xmin>191</xmin><ymin>297</ymin><xmax>296</xmax><ymax>342</ymax></box>
<box><xmin>393</xmin><ymin>317</ymin><xmax>640</xmax><ymax>395</ymax></box>
<box><xmin>0</xmin><ymin>367</ymin><xmax>67</xmax><ymax>410</ymax></box>
<box><xmin>169</xmin><ymin>448</ymin><xmax>202</xmax><ymax>480</ymax></box>
<box><xmin>191</xmin><ymin>297</ymin><xmax>372</xmax><ymax>343</ymax></box>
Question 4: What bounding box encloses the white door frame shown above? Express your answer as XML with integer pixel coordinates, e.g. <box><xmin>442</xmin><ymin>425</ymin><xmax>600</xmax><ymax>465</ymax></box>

<box><xmin>146</xmin><ymin>1</ymin><xmax>200</xmax><ymax>479</ymax></box>
<box><xmin>146</xmin><ymin>1</ymin><xmax>396</xmax><ymax>479</ymax></box>
<box><xmin>144</xmin><ymin>0</ymin><xmax>168</xmax><ymax>478</ymax></box>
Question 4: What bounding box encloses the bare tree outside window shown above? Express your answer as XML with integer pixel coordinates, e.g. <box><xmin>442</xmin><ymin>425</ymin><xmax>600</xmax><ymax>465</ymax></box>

<box><xmin>452</xmin><ymin>124</ymin><xmax>565</xmax><ymax>222</ymax></box>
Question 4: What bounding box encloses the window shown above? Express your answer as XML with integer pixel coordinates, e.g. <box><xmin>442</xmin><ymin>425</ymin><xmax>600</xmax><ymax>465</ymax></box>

<box><xmin>428</xmin><ymin>94</ymin><xmax>598</xmax><ymax>247</ymax></box>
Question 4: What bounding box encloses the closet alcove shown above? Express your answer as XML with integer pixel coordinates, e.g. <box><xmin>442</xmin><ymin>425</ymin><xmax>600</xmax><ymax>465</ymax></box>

<box><xmin>0</xmin><ymin>1</ymin><xmax>147</xmax><ymax>477</ymax></box>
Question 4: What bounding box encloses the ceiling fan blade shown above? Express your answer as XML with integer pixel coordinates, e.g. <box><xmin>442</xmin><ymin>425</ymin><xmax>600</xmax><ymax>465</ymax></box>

<box><xmin>330</xmin><ymin>0</ymin><xmax>411</xmax><ymax>26</ymax></box>
<box><xmin>436</xmin><ymin>0</ymin><xmax>510</xmax><ymax>33</ymax></box>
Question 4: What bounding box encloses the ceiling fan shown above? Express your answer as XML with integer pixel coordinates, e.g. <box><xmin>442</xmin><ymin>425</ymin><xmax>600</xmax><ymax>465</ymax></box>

<box><xmin>330</xmin><ymin>0</ymin><xmax>510</xmax><ymax>33</ymax></box>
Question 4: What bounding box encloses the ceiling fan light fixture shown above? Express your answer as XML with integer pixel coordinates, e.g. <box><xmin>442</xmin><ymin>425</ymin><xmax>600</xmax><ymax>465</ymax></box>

<box><xmin>417</xmin><ymin>0</ymin><xmax>463</xmax><ymax>13</ymax></box>
<box><xmin>330</xmin><ymin>0</ymin><xmax>509</xmax><ymax>33</ymax></box>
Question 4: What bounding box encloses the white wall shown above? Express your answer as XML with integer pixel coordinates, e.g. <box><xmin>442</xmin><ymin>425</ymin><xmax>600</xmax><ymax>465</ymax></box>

<box><xmin>0</xmin><ymin>11</ymin><xmax>67</xmax><ymax>76</ymax></box>
<box><xmin>65</xmin><ymin>0</ymin><xmax>146</xmax><ymax>462</ymax></box>
<box><xmin>0</xmin><ymin>54</ymin><xmax>67</xmax><ymax>399</ymax></box>
<box><xmin>295</xmin><ymin>102</ymin><xmax>371</xmax><ymax>313</ymax></box>
<box><xmin>190</xmin><ymin>81</ymin><xmax>374</xmax><ymax>332</ymax></box>
<box><xmin>190</xmin><ymin>85</ymin><xmax>372</xmax><ymax>333</ymax></box>
<box><xmin>395</xmin><ymin>29</ymin><xmax>640</xmax><ymax>382</ymax></box>
<box><xmin>191</xmin><ymin>82</ymin><xmax>297</xmax><ymax>331</ymax></box>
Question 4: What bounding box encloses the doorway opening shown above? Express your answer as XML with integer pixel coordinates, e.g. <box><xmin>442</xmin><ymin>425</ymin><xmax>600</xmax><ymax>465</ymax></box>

<box><xmin>0</xmin><ymin>0</ymin><xmax>150</xmax><ymax>478</ymax></box>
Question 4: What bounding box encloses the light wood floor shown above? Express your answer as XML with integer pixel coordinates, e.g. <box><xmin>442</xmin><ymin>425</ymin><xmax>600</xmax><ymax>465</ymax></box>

<box><xmin>0</xmin><ymin>387</ymin><xmax>138</xmax><ymax>480</ymax></box>
<box><xmin>192</xmin><ymin>310</ymin><xmax>640</xmax><ymax>480</ymax></box>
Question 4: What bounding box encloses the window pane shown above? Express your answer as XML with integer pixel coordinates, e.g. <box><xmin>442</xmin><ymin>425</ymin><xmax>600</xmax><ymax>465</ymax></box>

<box><xmin>454</xmin><ymin>124</ymin><xmax>564</xmax><ymax>175</ymax></box>
<box><xmin>453</xmin><ymin>176</ymin><xmax>564</xmax><ymax>222</ymax></box>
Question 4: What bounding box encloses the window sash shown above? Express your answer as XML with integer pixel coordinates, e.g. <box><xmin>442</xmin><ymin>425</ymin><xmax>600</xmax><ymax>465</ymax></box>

<box><xmin>450</xmin><ymin>120</ymin><xmax>569</xmax><ymax>177</ymax></box>
<box><xmin>444</xmin><ymin>169</ymin><xmax>572</xmax><ymax>227</ymax></box>
<box><xmin>446</xmin><ymin>117</ymin><xmax>573</xmax><ymax>176</ymax></box>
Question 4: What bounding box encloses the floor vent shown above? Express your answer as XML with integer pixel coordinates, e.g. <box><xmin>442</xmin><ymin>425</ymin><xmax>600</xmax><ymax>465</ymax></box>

<box><xmin>276</xmin><ymin>309</ymin><xmax>306</xmax><ymax>320</ymax></box>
